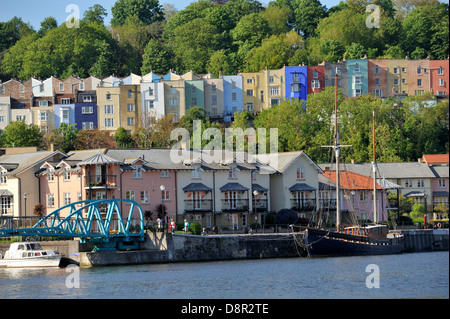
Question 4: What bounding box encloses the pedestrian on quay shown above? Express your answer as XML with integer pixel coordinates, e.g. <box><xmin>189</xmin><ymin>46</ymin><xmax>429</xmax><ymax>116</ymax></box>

<box><xmin>184</xmin><ymin>219</ymin><xmax>190</xmax><ymax>234</ymax></box>
<box><xmin>157</xmin><ymin>218</ymin><xmax>162</xmax><ymax>233</ymax></box>
<box><xmin>171</xmin><ymin>219</ymin><xmax>176</xmax><ymax>233</ymax></box>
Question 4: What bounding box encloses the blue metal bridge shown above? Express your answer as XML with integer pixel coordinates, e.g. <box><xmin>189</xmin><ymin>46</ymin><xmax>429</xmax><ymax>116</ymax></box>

<box><xmin>0</xmin><ymin>199</ymin><xmax>145</xmax><ymax>250</ymax></box>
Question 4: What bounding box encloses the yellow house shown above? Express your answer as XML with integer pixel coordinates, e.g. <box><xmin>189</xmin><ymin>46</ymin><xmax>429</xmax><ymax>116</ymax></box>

<box><xmin>240</xmin><ymin>71</ymin><xmax>265</xmax><ymax>113</ymax></box>
<box><xmin>164</xmin><ymin>79</ymin><xmax>186</xmax><ymax>121</ymax></box>
<box><xmin>119</xmin><ymin>85</ymin><xmax>141</xmax><ymax>134</ymax></box>
<box><xmin>386</xmin><ymin>59</ymin><xmax>409</xmax><ymax>95</ymax></box>
<box><xmin>263</xmin><ymin>66</ymin><xmax>285</xmax><ymax>109</ymax></box>
<box><xmin>96</xmin><ymin>86</ymin><xmax>121</xmax><ymax>133</ymax></box>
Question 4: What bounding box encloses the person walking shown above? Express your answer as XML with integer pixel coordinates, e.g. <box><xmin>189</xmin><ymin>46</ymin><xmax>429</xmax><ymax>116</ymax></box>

<box><xmin>184</xmin><ymin>219</ymin><xmax>189</xmax><ymax>234</ymax></box>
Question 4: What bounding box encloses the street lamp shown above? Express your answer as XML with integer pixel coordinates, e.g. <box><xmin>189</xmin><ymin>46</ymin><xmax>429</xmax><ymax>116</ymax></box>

<box><xmin>253</xmin><ymin>190</ymin><xmax>258</xmax><ymax>222</ymax></box>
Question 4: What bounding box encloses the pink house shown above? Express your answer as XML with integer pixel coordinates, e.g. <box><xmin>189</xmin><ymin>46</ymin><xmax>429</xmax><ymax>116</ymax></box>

<box><xmin>39</xmin><ymin>150</ymin><xmax>177</xmax><ymax>224</ymax></box>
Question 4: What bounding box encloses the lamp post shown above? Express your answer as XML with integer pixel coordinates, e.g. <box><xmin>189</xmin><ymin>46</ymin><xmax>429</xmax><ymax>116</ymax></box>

<box><xmin>23</xmin><ymin>193</ymin><xmax>27</xmax><ymax>228</ymax></box>
<box><xmin>253</xmin><ymin>190</ymin><xmax>258</xmax><ymax>222</ymax></box>
<box><xmin>160</xmin><ymin>185</ymin><xmax>166</xmax><ymax>231</ymax></box>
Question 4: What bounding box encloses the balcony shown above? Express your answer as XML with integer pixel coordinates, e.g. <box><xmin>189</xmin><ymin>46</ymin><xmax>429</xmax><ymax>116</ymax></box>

<box><xmin>319</xmin><ymin>199</ymin><xmax>336</xmax><ymax>210</ymax></box>
<box><xmin>85</xmin><ymin>175</ymin><xmax>118</xmax><ymax>188</ymax></box>
<box><xmin>252</xmin><ymin>199</ymin><xmax>268</xmax><ymax>212</ymax></box>
<box><xmin>291</xmin><ymin>199</ymin><xmax>316</xmax><ymax>212</ymax></box>
<box><xmin>184</xmin><ymin>199</ymin><xmax>213</xmax><ymax>213</ymax></box>
<box><xmin>221</xmin><ymin>199</ymin><xmax>249</xmax><ymax>212</ymax></box>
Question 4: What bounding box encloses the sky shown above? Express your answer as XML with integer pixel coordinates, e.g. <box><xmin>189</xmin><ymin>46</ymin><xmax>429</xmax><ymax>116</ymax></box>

<box><xmin>0</xmin><ymin>0</ymin><xmax>346</xmax><ymax>29</ymax></box>
<box><xmin>0</xmin><ymin>0</ymin><xmax>449</xmax><ymax>30</ymax></box>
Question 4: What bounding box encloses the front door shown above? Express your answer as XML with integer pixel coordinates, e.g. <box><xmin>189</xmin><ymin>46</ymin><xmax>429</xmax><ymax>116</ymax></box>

<box><xmin>231</xmin><ymin>213</ymin><xmax>239</xmax><ymax>230</ymax></box>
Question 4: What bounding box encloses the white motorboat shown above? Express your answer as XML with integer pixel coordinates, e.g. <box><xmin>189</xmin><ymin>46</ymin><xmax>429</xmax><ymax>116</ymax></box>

<box><xmin>0</xmin><ymin>242</ymin><xmax>62</xmax><ymax>268</ymax></box>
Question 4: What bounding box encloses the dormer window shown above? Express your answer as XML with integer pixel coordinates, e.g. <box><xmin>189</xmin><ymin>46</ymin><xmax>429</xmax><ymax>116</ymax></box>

<box><xmin>133</xmin><ymin>165</ymin><xmax>142</xmax><ymax>179</ymax></box>
<box><xmin>192</xmin><ymin>166</ymin><xmax>202</xmax><ymax>179</ymax></box>
<box><xmin>297</xmin><ymin>167</ymin><xmax>305</xmax><ymax>180</ymax></box>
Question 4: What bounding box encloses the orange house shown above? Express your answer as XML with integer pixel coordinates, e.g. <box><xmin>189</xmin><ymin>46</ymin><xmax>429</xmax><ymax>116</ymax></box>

<box><xmin>429</xmin><ymin>60</ymin><xmax>449</xmax><ymax>97</ymax></box>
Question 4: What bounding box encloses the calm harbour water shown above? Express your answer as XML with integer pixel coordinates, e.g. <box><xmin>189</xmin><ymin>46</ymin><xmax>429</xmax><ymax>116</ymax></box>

<box><xmin>0</xmin><ymin>251</ymin><xmax>448</xmax><ymax>299</ymax></box>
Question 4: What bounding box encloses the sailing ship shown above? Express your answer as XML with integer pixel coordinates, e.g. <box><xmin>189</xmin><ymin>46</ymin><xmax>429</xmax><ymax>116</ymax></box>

<box><xmin>303</xmin><ymin>71</ymin><xmax>404</xmax><ymax>257</ymax></box>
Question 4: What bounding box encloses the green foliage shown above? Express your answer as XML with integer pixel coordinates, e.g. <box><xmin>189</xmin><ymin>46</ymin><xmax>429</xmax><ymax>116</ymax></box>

<box><xmin>115</xmin><ymin>127</ymin><xmax>135</xmax><ymax>149</ymax></box>
<box><xmin>111</xmin><ymin>0</ymin><xmax>164</xmax><ymax>27</ymax></box>
<box><xmin>410</xmin><ymin>203</ymin><xmax>425</xmax><ymax>218</ymax></box>
<box><xmin>1</xmin><ymin>121</ymin><xmax>44</xmax><ymax>148</ymax></box>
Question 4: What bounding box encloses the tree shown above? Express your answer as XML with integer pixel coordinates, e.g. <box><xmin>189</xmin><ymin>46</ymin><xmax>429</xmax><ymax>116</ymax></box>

<box><xmin>291</xmin><ymin>0</ymin><xmax>326</xmax><ymax>38</ymax></box>
<box><xmin>83</xmin><ymin>4</ymin><xmax>108</xmax><ymax>24</ymax></box>
<box><xmin>231</xmin><ymin>13</ymin><xmax>271</xmax><ymax>55</ymax></box>
<box><xmin>38</xmin><ymin>17</ymin><xmax>58</xmax><ymax>36</ymax></box>
<box><xmin>33</xmin><ymin>203</ymin><xmax>46</xmax><ymax>218</ymax></box>
<box><xmin>111</xmin><ymin>0</ymin><xmax>164</xmax><ymax>27</ymax></box>
<box><xmin>141</xmin><ymin>38</ymin><xmax>172</xmax><ymax>75</ymax></box>
<box><xmin>73</xmin><ymin>129</ymin><xmax>117</xmax><ymax>150</ymax></box>
<box><xmin>1</xmin><ymin>121</ymin><xmax>44</xmax><ymax>148</ymax></box>
<box><xmin>343</xmin><ymin>42</ymin><xmax>367</xmax><ymax>59</ymax></box>
<box><xmin>115</xmin><ymin>127</ymin><xmax>135</xmax><ymax>148</ymax></box>
<box><xmin>319</xmin><ymin>39</ymin><xmax>346</xmax><ymax>63</ymax></box>
<box><xmin>46</xmin><ymin>123</ymin><xmax>78</xmax><ymax>154</ymax></box>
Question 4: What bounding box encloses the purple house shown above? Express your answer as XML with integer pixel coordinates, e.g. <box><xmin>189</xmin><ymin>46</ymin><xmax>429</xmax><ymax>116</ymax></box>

<box><xmin>75</xmin><ymin>91</ymin><xmax>98</xmax><ymax>130</ymax></box>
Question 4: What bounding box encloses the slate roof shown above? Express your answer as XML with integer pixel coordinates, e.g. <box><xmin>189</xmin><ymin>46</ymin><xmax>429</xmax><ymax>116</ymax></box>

<box><xmin>182</xmin><ymin>183</ymin><xmax>213</xmax><ymax>192</ymax></box>
<box><xmin>219</xmin><ymin>182</ymin><xmax>249</xmax><ymax>192</ymax></box>
<box><xmin>288</xmin><ymin>183</ymin><xmax>317</xmax><ymax>192</ymax></box>
<box><xmin>0</xmin><ymin>151</ymin><xmax>65</xmax><ymax>176</ymax></box>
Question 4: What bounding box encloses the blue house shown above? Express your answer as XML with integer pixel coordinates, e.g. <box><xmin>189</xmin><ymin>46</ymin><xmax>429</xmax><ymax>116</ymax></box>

<box><xmin>285</xmin><ymin>66</ymin><xmax>308</xmax><ymax>104</ymax></box>
<box><xmin>54</xmin><ymin>104</ymin><xmax>75</xmax><ymax>129</ymax></box>
<box><xmin>347</xmin><ymin>58</ymin><xmax>368</xmax><ymax>97</ymax></box>
<box><xmin>222</xmin><ymin>75</ymin><xmax>243</xmax><ymax>122</ymax></box>
<box><xmin>74</xmin><ymin>91</ymin><xmax>98</xmax><ymax>130</ymax></box>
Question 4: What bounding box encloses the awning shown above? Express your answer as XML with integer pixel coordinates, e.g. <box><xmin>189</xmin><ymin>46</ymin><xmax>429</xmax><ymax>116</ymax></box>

<box><xmin>220</xmin><ymin>182</ymin><xmax>249</xmax><ymax>192</ymax></box>
<box><xmin>183</xmin><ymin>183</ymin><xmax>213</xmax><ymax>192</ymax></box>
<box><xmin>78</xmin><ymin>153</ymin><xmax>124</xmax><ymax>166</ymax></box>
<box><xmin>0</xmin><ymin>189</ymin><xmax>13</xmax><ymax>197</ymax></box>
<box><xmin>377</xmin><ymin>178</ymin><xmax>403</xmax><ymax>190</ymax></box>
<box><xmin>289</xmin><ymin>183</ymin><xmax>316</xmax><ymax>192</ymax></box>
<box><xmin>252</xmin><ymin>184</ymin><xmax>268</xmax><ymax>192</ymax></box>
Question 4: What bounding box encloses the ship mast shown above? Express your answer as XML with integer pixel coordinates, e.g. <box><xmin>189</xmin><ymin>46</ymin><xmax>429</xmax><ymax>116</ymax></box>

<box><xmin>372</xmin><ymin>110</ymin><xmax>377</xmax><ymax>224</ymax></box>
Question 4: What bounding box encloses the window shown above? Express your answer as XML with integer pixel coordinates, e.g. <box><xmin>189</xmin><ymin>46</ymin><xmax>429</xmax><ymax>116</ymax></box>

<box><xmin>232</xmin><ymin>93</ymin><xmax>237</xmax><ymax>101</ymax></box>
<box><xmin>292</xmin><ymin>83</ymin><xmax>301</xmax><ymax>92</ymax></box>
<box><xmin>297</xmin><ymin>167</ymin><xmax>304</xmax><ymax>179</ymax></box>
<box><xmin>59</xmin><ymin>83</ymin><xmax>64</xmax><ymax>91</ymax></box>
<box><xmin>211</xmin><ymin>84</ymin><xmax>216</xmax><ymax>93</ymax></box>
<box><xmin>353</xmin><ymin>89</ymin><xmax>361</xmax><ymax>97</ymax></box>
<box><xmin>246</xmin><ymin>103</ymin><xmax>253</xmax><ymax>112</ymax></box>
<box><xmin>146</xmin><ymin>100</ymin><xmax>154</xmax><ymax>109</ymax></box>
<box><xmin>247</xmin><ymin>78</ymin><xmax>253</xmax><ymax>84</ymax></box>
<box><xmin>161</xmin><ymin>170</ymin><xmax>170</xmax><ymax>178</ymax></box>
<box><xmin>79</xmin><ymin>82</ymin><xmax>84</xmax><ymax>90</ymax></box>
<box><xmin>354</xmin><ymin>63</ymin><xmax>360</xmax><ymax>72</ymax></box>
<box><xmin>0</xmin><ymin>85</ymin><xmax>4</xmax><ymax>94</ymax></box>
<box><xmin>192</xmin><ymin>166</ymin><xmax>201</xmax><ymax>179</ymax></box>
<box><xmin>104</xmin><ymin>105</ymin><xmax>114</xmax><ymax>114</ymax></box>
<box><xmin>82</xmin><ymin>96</ymin><xmax>92</xmax><ymax>102</ymax></box>
<box><xmin>438</xmin><ymin>179</ymin><xmax>446</xmax><ymax>188</ymax></box>
<box><xmin>78</xmin><ymin>192</ymin><xmax>82</xmax><ymax>202</ymax></box>
<box><xmin>417</xmin><ymin>67</ymin><xmax>422</xmax><ymax>75</ymax></box>
<box><xmin>149</xmin><ymin>87</ymin><xmax>154</xmax><ymax>96</ymax></box>
<box><xmin>405</xmin><ymin>179</ymin><xmax>412</xmax><ymax>188</ymax></box>
<box><xmin>439</xmin><ymin>79</ymin><xmax>444</xmax><ymax>86</ymax></box>
<box><xmin>375</xmin><ymin>66</ymin><xmax>379</xmax><ymax>74</ymax></box>
<box><xmin>16</xmin><ymin>115</ymin><xmax>26</xmax><ymax>122</ymax></box>
<box><xmin>375</xmin><ymin>78</ymin><xmax>380</xmax><ymax>86</ymax></box>
<box><xmin>191</xmin><ymin>86</ymin><xmax>196</xmax><ymax>94</ymax></box>
<box><xmin>64</xmin><ymin>193</ymin><xmax>71</xmax><ymax>205</ymax></box>
<box><xmin>373</xmin><ymin>89</ymin><xmax>382</xmax><ymax>97</ymax></box>
<box><xmin>39</xmin><ymin>100</ymin><xmax>48</xmax><ymax>107</ymax></box>
<box><xmin>48</xmin><ymin>194</ymin><xmax>55</xmax><ymax>207</ymax></box>
<box><xmin>106</xmin><ymin>93</ymin><xmax>111</xmax><ymax>100</ymax></box>
<box><xmin>128</xmin><ymin>90</ymin><xmax>132</xmax><ymax>98</ymax></box>
<box><xmin>417</xmin><ymin>179</ymin><xmax>424</xmax><ymax>188</ymax></box>
<box><xmin>313</xmin><ymin>71</ymin><xmax>318</xmax><ymax>78</ymax></box>
<box><xmin>141</xmin><ymin>191</ymin><xmax>149</xmax><ymax>204</ymax></box>
<box><xmin>393</xmin><ymin>79</ymin><xmax>399</xmax><ymax>85</ymax></box>
<box><xmin>47</xmin><ymin>172</ymin><xmax>54</xmax><ymax>182</ymax></box>
<box><xmin>228</xmin><ymin>167</ymin><xmax>236</xmax><ymax>179</ymax></box>
<box><xmin>292</xmin><ymin>73</ymin><xmax>299</xmax><ymax>82</ymax></box>
<box><xmin>270</xmin><ymin>87</ymin><xmax>279</xmax><ymax>96</ymax></box>
<box><xmin>246</xmin><ymin>89</ymin><xmax>253</xmax><ymax>96</ymax></box>
<box><xmin>82</xmin><ymin>106</ymin><xmax>93</xmax><ymax>114</ymax></box>
<box><xmin>169</xmin><ymin>98</ymin><xmax>178</xmax><ymax>106</ymax></box>
<box><xmin>105</xmin><ymin>118</ymin><xmax>114</xmax><ymax>127</ymax></box>
<box><xmin>127</xmin><ymin>104</ymin><xmax>135</xmax><ymax>112</ymax></box>
<box><xmin>438</xmin><ymin>67</ymin><xmax>443</xmax><ymax>75</ymax></box>
<box><xmin>61</xmin><ymin>109</ymin><xmax>69</xmax><ymax>121</ymax></box>
<box><xmin>61</xmin><ymin>98</ymin><xmax>71</xmax><ymax>104</ymax></box>
<box><xmin>0</xmin><ymin>174</ymin><xmax>6</xmax><ymax>185</ymax></box>
<box><xmin>0</xmin><ymin>116</ymin><xmax>4</xmax><ymax>123</ymax></box>
<box><xmin>269</xmin><ymin>76</ymin><xmax>274</xmax><ymax>83</ymax></box>
<box><xmin>20</xmin><ymin>85</ymin><xmax>24</xmax><ymax>93</ymax></box>
<box><xmin>417</xmin><ymin>79</ymin><xmax>422</xmax><ymax>87</ymax></box>
<box><xmin>126</xmin><ymin>190</ymin><xmax>135</xmax><ymax>201</ymax></box>
<box><xmin>260</xmin><ymin>90</ymin><xmax>264</xmax><ymax>102</ymax></box>
<box><xmin>360</xmin><ymin>191</ymin><xmax>367</xmax><ymax>202</ymax></box>
<box><xmin>311</xmin><ymin>80</ymin><xmax>320</xmax><ymax>89</ymax></box>
<box><xmin>211</xmin><ymin>95</ymin><xmax>217</xmax><ymax>105</ymax></box>
<box><xmin>353</xmin><ymin>76</ymin><xmax>362</xmax><ymax>84</ymax></box>
<box><xmin>415</xmin><ymin>90</ymin><xmax>424</xmax><ymax>95</ymax></box>
<box><xmin>393</xmin><ymin>68</ymin><xmax>398</xmax><ymax>74</ymax></box>
<box><xmin>251</xmin><ymin>171</ymin><xmax>256</xmax><ymax>180</ymax></box>
<box><xmin>191</xmin><ymin>97</ymin><xmax>197</xmax><ymax>106</ymax></box>
<box><xmin>127</xmin><ymin>117</ymin><xmax>135</xmax><ymax>126</ymax></box>
<box><xmin>64</xmin><ymin>169</ymin><xmax>71</xmax><ymax>181</ymax></box>
<box><xmin>402</xmin><ymin>78</ymin><xmax>406</xmax><ymax>84</ymax></box>
<box><xmin>270</xmin><ymin>98</ymin><xmax>280</xmax><ymax>106</ymax></box>
<box><xmin>133</xmin><ymin>165</ymin><xmax>142</xmax><ymax>179</ymax></box>
<box><xmin>39</xmin><ymin>112</ymin><xmax>48</xmax><ymax>121</ymax></box>
<box><xmin>162</xmin><ymin>190</ymin><xmax>170</xmax><ymax>201</ymax></box>
<box><xmin>82</xmin><ymin>122</ymin><xmax>94</xmax><ymax>130</ymax></box>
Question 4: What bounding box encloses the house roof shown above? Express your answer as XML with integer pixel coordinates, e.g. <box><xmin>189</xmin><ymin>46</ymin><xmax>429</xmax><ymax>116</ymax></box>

<box><xmin>322</xmin><ymin>170</ymin><xmax>382</xmax><ymax>190</ymax></box>
<box><xmin>220</xmin><ymin>182</ymin><xmax>249</xmax><ymax>192</ymax></box>
<box><xmin>422</xmin><ymin>154</ymin><xmax>449</xmax><ymax>165</ymax></box>
<box><xmin>257</xmin><ymin>151</ymin><xmax>323</xmax><ymax>175</ymax></box>
<box><xmin>0</xmin><ymin>151</ymin><xmax>65</xmax><ymax>176</ymax></box>
<box><xmin>182</xmin><ymin>183</ymin><xmax>213</xmax><ymax>192</ymax></box>
<box><xmin>288</xmin><ymin>183</ymin><xmax>317</xmax><ymax>192</ymax></box>
<box><xmin>78</xmin><ymin>152</ymin><xmax>124</xmax><ymax>166</ymax></box>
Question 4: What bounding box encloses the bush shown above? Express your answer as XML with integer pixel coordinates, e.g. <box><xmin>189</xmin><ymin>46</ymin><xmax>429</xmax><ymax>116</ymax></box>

<box><xmin>275</xmin><ymin>209</ymin><xmax>298</xmax><ymax>224</ymax></box>
<box><xmin>190</xmin><ymin>222</ymin><xmax>202</xmax><ymax>235</ymax></box>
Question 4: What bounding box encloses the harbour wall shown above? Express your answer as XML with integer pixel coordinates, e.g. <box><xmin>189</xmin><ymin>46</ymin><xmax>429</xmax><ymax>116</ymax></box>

<box><xmin>79</xmin><ymin>233</ymin><xmax>303</xmax><ymax>267</ymax></box>
<box><xmin>398</xmin><ymin>229</ymin><xmax>449</xmax><ymax>252</ymax></box>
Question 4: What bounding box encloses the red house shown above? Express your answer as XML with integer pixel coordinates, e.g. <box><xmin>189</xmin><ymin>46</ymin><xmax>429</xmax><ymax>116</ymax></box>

<box><xmin>430</xmin><ymin>60</ymin><xmax>449</xmax><ymax>97</ymax></box>
<box><xmin>307</xmin><ymin>65</ymin><xmax>325</xmax><ymax>96</ymax></box>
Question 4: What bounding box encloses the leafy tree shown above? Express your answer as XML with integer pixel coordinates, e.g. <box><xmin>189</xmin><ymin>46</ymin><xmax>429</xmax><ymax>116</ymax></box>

<box><xmin>207</xmin><ymin>50</ymin><xmax>234</xmax><ymax>77</ymax></box>
<box><xmin>0</xmin><ymin>17</ymin><xmax>34</xmax><ymax>52</ymax></box>
<box><xmin>343</xmin><ymin>42</ymin><xmax>367</xmax><ymax>59</ymax></box>
<box><xmin>141</xmin><ymin>38</ymin><xmax>172</xmax><ymax>75</ymax></box>
<box><xmin>38</xmin><ymin>17</ymin><xmax>58</xmax><ymax>36</ymax></box>
<box><xmin>259</xmin><ymin>5</ymin><xmax>292</xmax><ymax>35</ymax></box>
<box><xmin>319</xmin><ymin>39</ymin><xmax>346</xmax><ymax>63</ymax></box>
<box><xmin>1</xmin><ymin>121</ymin><xmax>44</xmax><ymax>148</ymax></box>
<box><xmin>111</xmin><ymin>0</ymin><xmax>164</xmax><ymax>27</ymax></box>
<box><xmin>83</xmin><ymin>4</ymin><xmax>108</xmax><ymax>24</ymax></box>
<box><xmin>231</xmin><ymin>13</ymin><xmax>271</xmax><ymax>55</ymax></box>
<box><xmin>115</xmin><ymin>127</ymin><xmax>135</xmax><ymax>148</ymax></box>
<box><xmin>291</xmin><ymin>0</ymin><xmax>326</xmax><ymax>38</ymax></box>
<box><xmin>46</xmin><ymin>123</ymin><xmax>78</xmax><ymax>154</ymax></box>
<box><xmin>73</xmin><ymin>129</ymin><xmax>117</xmax><ymax>150</ymax></box>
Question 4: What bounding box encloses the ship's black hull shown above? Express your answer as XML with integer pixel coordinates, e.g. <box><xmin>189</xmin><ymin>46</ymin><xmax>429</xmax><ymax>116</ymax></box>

<box><xmin>304</xmin><ymin>228</ymin><xmax>404</xmax><ymax>257</ymax></box>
